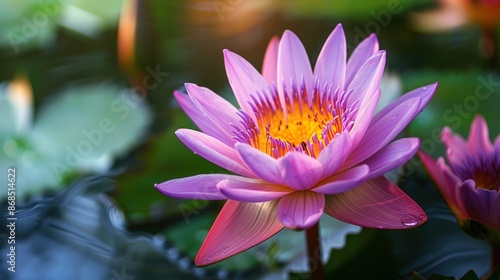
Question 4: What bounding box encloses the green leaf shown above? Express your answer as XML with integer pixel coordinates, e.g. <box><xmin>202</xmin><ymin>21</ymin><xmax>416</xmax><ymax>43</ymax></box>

<box><xmin>0</xmin><ymin>0</ymin><xmax>59</xmax><ymax>54</ymax></box>
<box><xmin>386</xmin><ymin>177</ymin><xmax>490</xmax><ymax>278</ymax></box>
<box><xmin>112</xmin><ymin>109</ymin><xmax>225</xmax><ymax>222</ymax></box>
<box><xmin>258</xmin><ymin>215</ymin><xmax>361</xmax><ymax>278</ymax></box>
<box><xmin>0</xmin><ymin>0</ymin><xmax>123</xmax><ymax>53</ymax></box>
<box><xmin>0</xmin><ymin>82</ymin><xmax>151</xmax><ymax>201</ymax></box>
<box><xmin>323</xmin><ymin>228</ymin><xmax>400</xmax><ymax>279</ymax></box>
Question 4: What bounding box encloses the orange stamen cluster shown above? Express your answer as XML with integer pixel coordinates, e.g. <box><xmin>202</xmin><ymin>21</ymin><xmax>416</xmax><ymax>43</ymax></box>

<box><xmin>233</xmin><ymin>80</ymin><xmax>357</xmax><ymax>158</ymax></box>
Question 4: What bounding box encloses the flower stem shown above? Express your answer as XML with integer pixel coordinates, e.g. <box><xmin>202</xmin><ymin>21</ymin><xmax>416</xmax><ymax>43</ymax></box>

<box><xmin>305</xmin><ymin>222</ymin><xmax>325</xmax><ymax>280</ymax></box>
<box><xmin>492</xmin><ymin>242</ymin><xmax>500</xmax><ymax>270</ymax></box>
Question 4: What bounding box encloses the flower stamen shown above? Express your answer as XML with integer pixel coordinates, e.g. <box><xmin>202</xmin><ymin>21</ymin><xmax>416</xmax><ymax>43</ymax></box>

<box><xmin>454</xmin><ymin>154</ymin><xmax>500</xmax><ymax>191</ymax></box>
<box><xmin>235</xmin><ymin>78</ymin><xmax>357</xmax><ymax>158</ymax></box>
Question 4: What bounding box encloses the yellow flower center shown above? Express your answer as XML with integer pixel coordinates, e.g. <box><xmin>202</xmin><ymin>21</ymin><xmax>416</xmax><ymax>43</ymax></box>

<box><xmin>234</xmin><ymin>83</ymin><xmax>355</xmax><ymax>158</ymax></box>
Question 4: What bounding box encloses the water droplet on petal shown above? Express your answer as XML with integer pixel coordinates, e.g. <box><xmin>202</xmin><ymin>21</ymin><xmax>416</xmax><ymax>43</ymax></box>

<box><xmin>376</xmin><ymin>225</ymin><xmax>387</xmax><ymax>229</ymax></box>
<box><xmin>401</xmin><ymin>214</ymin><xmax>419</xmax><ymax>227</ymax></box>
<box><xmin>422</xmin><ymin>87</ymin><xmax>428</xmax><ymax>91</ymax></box>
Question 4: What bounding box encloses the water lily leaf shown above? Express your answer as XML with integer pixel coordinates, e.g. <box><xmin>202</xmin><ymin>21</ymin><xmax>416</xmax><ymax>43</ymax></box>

<box><xmin>31</xmin><ymin>83</ymin><xmax>151</xmax><ymax>170</ymax></box>
<box><xmin>57</xmin><ymin>0</ymin><xmax>123</xmax><ymax>38</ymax></box>
<box><xmin>386</xmin><ymin>176</ymin><xmax>490</xmax><ymax>278</ymax></box>
<box><xmin>289</xmin><ymin>227</ymin><xmax>400</xmax><ymax>279</ymax></box>
<box><xmin>0</xmin><ymin>0</ymin><xmax>59</xmax><ymax>54</ymax></box>
<box><xmin>0</xmin><ymin>82</ymin><xmax>151</xmax><ymax>201</ymax></box>
<box><xmin>0</xmin><ymin>0</ymin><xmax>124</xmax><ymax>54</ymax></box>
<box><xmin>259</xmin><ymin>215</ymin><xmax>361</xmax><ymax>279</ymax></box>
<box><xmin>326</xmin><ymin>228</ymin><xmax>400</xmax><ymax>279</ymax></box>
<box><xmin>60</xmin><ymin>0</ymin><xmax>123</xmax><ymax>30</ymax></box>
<box><xmin>0</xmin><ymin>83</ymin><xmax>20</xmax><ymax>137</ymax></box>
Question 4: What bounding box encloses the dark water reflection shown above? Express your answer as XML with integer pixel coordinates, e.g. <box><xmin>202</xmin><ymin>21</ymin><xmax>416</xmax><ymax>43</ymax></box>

<box><xmin>0</xmin><ymin>176</ymin><xmax>234</xmax><ymax>280</ymax></box>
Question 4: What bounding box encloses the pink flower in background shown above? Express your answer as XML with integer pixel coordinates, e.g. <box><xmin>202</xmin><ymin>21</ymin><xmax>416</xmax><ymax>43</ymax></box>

<box><xmin>156</xmin><ymin>24</ymin><xmax>436</xmax><ymax>266</ymax></box>
<box><xmin>419</xmin><ymin>115</ymin><xmax>500</xmax><ymax>242</ymax></box>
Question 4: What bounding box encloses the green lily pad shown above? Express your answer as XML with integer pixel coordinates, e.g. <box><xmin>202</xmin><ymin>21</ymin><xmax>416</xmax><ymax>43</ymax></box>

<box><xmin>0</xmin><ymin>82</ymin><xmax>151</xmax><ymax>201</ymax></box>
<box><xmin>0</xmin><ymin>0</ymin><xmax>123</xmax><ymax>54</ymax></box>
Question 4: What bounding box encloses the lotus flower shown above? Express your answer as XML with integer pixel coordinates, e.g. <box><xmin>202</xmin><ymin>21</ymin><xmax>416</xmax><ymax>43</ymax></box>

<box><xmin>155</xmin><ymin>24</ymin><xmax>436</xmax><ymax>266</ymax></box>
<box><xmin>419</xmin><ymin>115</ymin><xmax>500</xmax><ymax>244</ymax></box>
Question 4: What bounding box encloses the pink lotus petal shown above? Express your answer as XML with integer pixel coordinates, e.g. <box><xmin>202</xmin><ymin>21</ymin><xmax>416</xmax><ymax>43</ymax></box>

<box><xmin>195</xmin><ymin>200</ymin><xmax>283</xmax><ymax>266</ymax></box>
<box><xmin>418</xmin><ymin>151</ymin><xmax>455</xmax><ymax>197</ymax></box>
<box><xmin>438</xmin><ymin>158</ymin><xmax>465</xmax><ymax>216</ymax></box>
<box><xmin>312</xmin><ymin>165</ymin><xmax>369</xmax><ymax>194</ymax></box>
<box><xmin>176</xmin><ymin>129</ymin><xmax>254</xmax><ymax>177</ymax></box>
<box><xmin>478</xmin><ymin>187</ymin><xmax>495</xmax><ymax>211</ymax></box>
<box><xmin>277</xmin><ymin>151</ymin><xmax>323</xmax><ymax>190</ymax></box>
<box><xmin>155</xmin><ymin>174</ymin><xmax>236</xmax><ymax>200</ymax></box>
<box><xmin>317</xmin><ymin>132</ymin><xmax>352</xmax><ymax>177</ymax></box>
<box><xmin>491</xmin><ymin>192</ymin><xmax>500</xmax><ymax>228</ymax></box>
<box><xmin>314</xmin><ymin>24</ymin><xmax>346</xmax><ymax>91</ymax></box>
<box><xmin>442</xmin><ymin>126</ymin><xmax>469</xmax><ymax>167</ymax></box>
<box><xmin>373</xmin><ymin>83</ymin><xmax>437</xmax><ymax>125</ymax></box>
<box><xmin>277</xmin><ymin>191</ymin><xmax>325</xmax><ymax>229</ymax></box>
<box><xmin>349</xmin><ymin>88</ymin><xmax>381</xmax><ymax>149</ymax></box>
<box><xmin>324</xmin><ymin>176</ymin><xmax>427</xmax><ymax>229</ymax></box>
<box><xmin>174</xmin><ymin>91</ymin><xmax>231</xmax><ymax>145</ymax></box>
<box><xmin>494</xmin><ymin>134</ymin><xmax>500</xmax><ymax>155</ymax></box>
<box><xmin>419</xmin><ymin>152</ymin><xmax>454</xmax><ymax>205</ymax></box>
<box><xmin>346</xmin><ymin>50</ymin><xmax>386</xmax><ymax>108</ymax></box>
<box><xmin>467</xmin><ymin>115</ymin><xmax>494</xmax><ymax>155</ymax></box>
<box><xmin>224</xmin><ymin>50</ymin><xmax>270</xmax><ymax>118</ymax></box>
<box><xmin>277</xmin><ymin>30</ymin><xmax>314</xmax><ymax>109</ymax></box>
<box><xmin>217</xmin><ymin>177</ymin><xmax>292</xmax><ymax>202</ymax></box>
<box><xmin>185</xmin><ymin>83</ymin><xmax>239</xmax><ymax>142</ymax></box>
<box><xmin>235</xmin><ymin>143</ymin><xmax>284</xmax><ymax>185</ymax></box>
<box><xmin>362</xmin><ymin>138</ymin><xmax>420</xmax><ymax>180</ymax></box>
<box><xmin>156</xmin><ymin>26</ymin><xmax>440</xmax><ymax>267</ymax></box>
<box><xmin>262</xmin><ymin>36</ymin><xmax>280</xmax><ymax>84</ymax></box>
<box><xmin>458</xmin><ymin>180</ymin><xmax>490</xmax><ymax>223</ymax></box>
<box><xmin>345</xmin><ymin>34</ymin><xmax>379</xmax><ymax>87</ymax></box>
<box><xmin>345</xmin><ymin>97</ymin><xmax>421</xmax><ymax>169</ymax></box>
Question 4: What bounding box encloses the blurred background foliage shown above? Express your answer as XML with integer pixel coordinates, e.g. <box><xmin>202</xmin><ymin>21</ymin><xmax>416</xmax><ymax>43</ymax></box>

<box><xmin>1</xmin><ymin>0</ymin><xmax>500</xmax><ymax>279</ymax></box>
